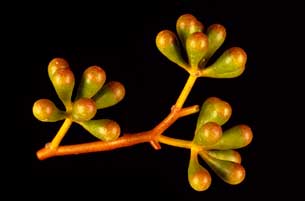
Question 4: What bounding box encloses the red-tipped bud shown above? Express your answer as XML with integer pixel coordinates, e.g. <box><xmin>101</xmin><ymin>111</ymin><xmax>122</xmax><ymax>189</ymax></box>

<box><xmin>194</xmin><ymin>122</ymin><xmax>222</xmax><ymax>146</ymax></box>
<box><xmin>197</xmin><ymin>97</ymin><xmax>232</xmax><ymax>129</ymax></box>
<box><xmin>202</xmin><ymin>47</ymin><xmax>247</xmax><ymax>78</ymax></box>
<box><xmin>93</xmin><ymin>81</ymin><xmax>125</xmax><ymax>109</ymax></box>
<box><xmin>33</xmin><ymin>99</ymin><xmax>65</xmax><ymax>122</ymax></box>
<box><xmin>76</xmin><ymin>66</ymin><xmax>106</xmax><ymax>99</ymax></box>
<box><xmin>72</xmin><ymin>98</ymin><xmax>97</xmax><ymax>122</ymax></box>
<box><xmin>81</xmin><ymin>119</ymin><xmax>120</xmax><ymax>141</ymax></box>
<box><xmin>156</xmin><ymin>30</ymin><xmax>188</xmax><ymax>69</ymax></box>
<box><xmin>176</xmin><ymin>14</ymin><xmax>204</xmax><ymax>46</ymax></box>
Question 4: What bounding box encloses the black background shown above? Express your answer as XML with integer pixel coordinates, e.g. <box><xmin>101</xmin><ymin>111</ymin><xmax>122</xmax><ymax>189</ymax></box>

<box><xmin>19</xmin><ymin>0</ymin><xmax>303</xmax><ymax>199</ymax></box>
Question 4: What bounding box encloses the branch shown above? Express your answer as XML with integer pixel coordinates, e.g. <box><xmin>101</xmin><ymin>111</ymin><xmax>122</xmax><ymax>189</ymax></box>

<box><xmin>37</xmin><ymin>105</ymin><xmax>199</xmax><ymax>160</ymax></box>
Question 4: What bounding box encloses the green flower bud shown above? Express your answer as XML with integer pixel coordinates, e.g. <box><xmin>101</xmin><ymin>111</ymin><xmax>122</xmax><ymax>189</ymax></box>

<box><xmin>48</xmin><ymin>58</ymin><xmax>70</xmax><ymax>79</ymax></box>
<box><xmin>205</xmin><ymin>24</ymin><xmax>226</xmax><ymax>60</ymax></box>
<box><xmin>200</xmin><ymin>151</ymin><xmax>245</xmax><ymax>185</ymax></box>
<box><xmin>207</xmin><ymin>150</ymin><xmax>241</xmax><ymax>164</ymax></box>
<box><xmin>93</xmin><ymin>81</ymin><xmax>125</xmax><ymax>109</ymax></box>
<box><xmin>196</xmin><ymin>97</ymin><xmax>232</xmax><ymax>129</ymax></box>
<box><xmin>188</xmin><ymin>151</ymin><xmax>211</xmax><ymax>191</ymax></box>
<box><xmin>209</xmin><ymin>125</ymin><xmax>253</xmax><ymax>150</ymax></box>
<box><xmin>176</xmin><ymin>14</ymin><xmax>204</xmax><ymax>47</ymax></box>
<box><xmin>76</xmin><ymin>66</ymin><xmax>106</xmax><ymax>99</ymax></box>
<box><xmin>81</xmin><ymin>119</ymin><xmax>120</xmax><ymax>141</ymax></box>
<box><xmin>72</xmin><ymin>98</ymin><xmax>97</xmax><ymax>122</ymax></box>
<box><xmin>51</xmin><ymin>68</ymin><xmax>75</xmax><ymax>107</ymax></box>
<box><xmin>186</xmin><ymin>32</ymin><xmax>209</xmax><ymax>68</ymax></box>
<box><xmin>194</xmin><ymin>122</ymin><xmax>222</xmax><ymax>146</ymax></box>
<box><xmin>156</xmin><ymin>30</ymin><xmax>188</xmax><ymax>69</ymax></box>
<box><xmin>33</xmin><ymin>99</ymin><xmax>65</xmax><ymax>122</ymax></box>
<box><xmin>201</xmin><ymin>47</ymin><xmax>247</xmax><ymax>78</ymax></box>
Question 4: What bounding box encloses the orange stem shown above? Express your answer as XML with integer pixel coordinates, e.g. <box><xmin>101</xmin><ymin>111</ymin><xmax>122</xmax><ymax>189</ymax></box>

<box><xmin>36</xmin><ymin>105</ymin><xmax>199</xmax><ymax>160</ymax></box>
<box><xmin>37</xmin><ymin>131</ymin><xmax>150</xmax><ymax>160</ymax></box>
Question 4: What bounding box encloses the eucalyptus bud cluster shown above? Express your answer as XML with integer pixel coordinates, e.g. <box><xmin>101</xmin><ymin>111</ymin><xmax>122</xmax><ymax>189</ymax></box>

<box><xmin>33</xmin><ymin>58</ymin><xmax>125</xmax><ymax>141</ymax></box>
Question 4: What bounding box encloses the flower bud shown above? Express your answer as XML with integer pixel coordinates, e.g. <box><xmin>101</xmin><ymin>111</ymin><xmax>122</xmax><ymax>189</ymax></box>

<box><xmin>194</xmin><ymin>122</ymin><xmax>222</xmax><ymax>146</ymax></box>
<box><xmin>176</xmin><ymin>14</ymin><xmax>204</xmax><ymax>47</ymax></box>
<box><xmin>33</xmin><ymin>99</ymin><xmax>65</xmax><ymax>122</ymax></box>
<box><xmin>210</xmin><ymin>125</ymin><xmax>253</xmax><ymax>150</ymax></box>
<box><xmin>207</xmin><ymin>150</ymin><xmax>241</xmax><ymax>164</ymax></box>
<box><xmin>81</xmin><ymin>119</ymin><xmax>120</xmax><ymax>141</ymax></box>
<box><xmin>188</xmin><ymin>152</ymin><xmax>211</xmax><ymax>191</ymax></box>
<box><xmin>186</xmin><ymin>32</ymin><xmax>209</xmax><ymax>68</ymax></box>
<box><xmin>202</xmin><ymin>47</ymin><xmax>247</xmax><ymax>78</ymax></box>
<box><xmin>93</xmin><ymin>81</ymin><xmax>125</xmax><ymax>109</ymax></box>
<box><xmin>156</xmin><ymin>30</ymin><xmax>188</xmax><ymax>69</ymax></box>
<box><xmin>200</xmin><ymin>151</ymin><xmax>245</xmax><ymax>185</ymax></box>
<box><xmin>206</xmin><ymin>24</ymin><xmax>226</xmax><ymax>59</ymax></box>
<box><xmin>51</xmin><ymin>68</ymin><xmax>75</xmax><ymax>107</ymax></box>
<box><xmin>196</xmin><ymin>97</ymin><xmax>232</xmax><ymax>129</ymax></box>
<box><xmin>72</xmin><ymin>98</ymin><xmax>97</xmax><ymax>122</ymax></box>
<box><xmin>76</xmin><ymin>66</ymin><xmax>106</xmax><ymax>99</ymax></box>
<box><xmin>48</xmin><ymin>58</ymin><xmax>70</xmax><ymax>79</ymax></box>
